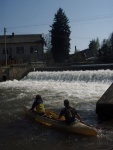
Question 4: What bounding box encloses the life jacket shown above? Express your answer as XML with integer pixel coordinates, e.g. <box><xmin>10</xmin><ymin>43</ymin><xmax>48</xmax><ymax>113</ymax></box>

<box><xmin>35</xmin><ymin>103</ymin><xmax>45</xmax><ymax>114</ymax></box>
<box><xmin>64</xmin><ymin>107</ymin><xmax>76</xmax><ymax>124</ymax></box>
<box><xmin>34</xmin><ymin>99</ymin><xmax>45</xmax><ymax>114</ymax></box>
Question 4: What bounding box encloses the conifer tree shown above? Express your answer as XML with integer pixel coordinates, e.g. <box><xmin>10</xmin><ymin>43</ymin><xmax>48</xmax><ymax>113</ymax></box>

<box><xmin>50</xmin><ymin>8</ymin><xmax>71</xmax><ymax>63</ymax></box>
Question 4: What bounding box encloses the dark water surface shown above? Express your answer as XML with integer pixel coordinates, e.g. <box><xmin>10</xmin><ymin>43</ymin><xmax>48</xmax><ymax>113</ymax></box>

<box><xmin>0</xmin><ymin>89</ymin><xmax>113</xmax><ymax>150</ymax></box>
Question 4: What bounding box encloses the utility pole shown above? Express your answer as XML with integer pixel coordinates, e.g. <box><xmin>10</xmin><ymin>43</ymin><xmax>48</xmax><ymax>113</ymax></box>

<box><xmin>4</xmin><ymin>27</ymin><xmax>7</xmax><ymax>66</ymax></box>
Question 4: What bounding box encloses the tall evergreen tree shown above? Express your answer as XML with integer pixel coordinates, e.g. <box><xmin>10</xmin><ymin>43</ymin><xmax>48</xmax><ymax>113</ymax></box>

<box><xmin>50</xmin><ymin>8</ymin><xmax>71</xmax><ymax>63</ymax></box>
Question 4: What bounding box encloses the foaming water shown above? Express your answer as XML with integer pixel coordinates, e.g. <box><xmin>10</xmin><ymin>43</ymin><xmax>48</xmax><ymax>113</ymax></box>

<box><xmin>0</xmin><ymin>70</ymin><xmax>113</xmax><ymax>150</ymax></box>
<box><xmin>22</xmin><ymin>69</ymin><xmax>113</xmax><ymax>82</ymax></box>
<box><xmin>0</xmin><ymin>70</ymin><xmax>111</xmax><ymax>104</ymax></box>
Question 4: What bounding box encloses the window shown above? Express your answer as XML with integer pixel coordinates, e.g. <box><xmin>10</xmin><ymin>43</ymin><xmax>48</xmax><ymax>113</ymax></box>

<box><xmin>30</xmin><ymin>46</ymin><xmax>34</xmax><ymax>53</ymax></box>
<box><xmin>16</xmin><ymin>46</ymin><xmax>24</xmax><ymax>54</ymax></box>
<box><xmin>3</xmin><ymin>47</ymin><xmax>12</xmax><ymax>54</ymax></box>
<box><xmin>30</xmin><ymin>45</ymin><xmax>38</xmax><ymax>53</ymax></box>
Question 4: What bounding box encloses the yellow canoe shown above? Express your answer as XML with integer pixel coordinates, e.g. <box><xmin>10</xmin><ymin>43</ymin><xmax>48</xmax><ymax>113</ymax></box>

<box><xmin>23</xmin><ymin>105</ymin><xmax>98</xmax><ymax>136</ymax></box>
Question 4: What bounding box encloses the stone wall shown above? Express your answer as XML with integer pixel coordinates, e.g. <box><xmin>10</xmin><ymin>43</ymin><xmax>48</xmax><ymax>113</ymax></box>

<box><xmin>0</xmin><ymin>62</ymin><xmax>46</xmax><ymax>81</ymax></box>
<box><xmin>0</xmin><ymin>65</ymin><xmax>33</xmax><ymax>81</ymax></box>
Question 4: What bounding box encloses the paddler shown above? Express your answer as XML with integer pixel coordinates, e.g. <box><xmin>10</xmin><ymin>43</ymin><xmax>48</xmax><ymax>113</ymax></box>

<box><xmin>30</xmin><ymin>94</ymin><xmax>46</xmax><ymax>116</ymax></box>
<box><xmin>58</xmin><ymin>99</ymin><xmax>83</xmax><ymax>124</ymax></box>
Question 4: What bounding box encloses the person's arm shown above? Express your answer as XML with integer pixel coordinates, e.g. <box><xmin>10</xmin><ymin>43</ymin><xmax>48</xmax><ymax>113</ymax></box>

<box><xmin>30</xmin><ymin>100</ymin><xmax>36</xmax><ymax>111</ymax></box>
<box><xmin>58</xmin><ymin>114</ymin><xmax>62</xmax><ymax>119</ymax></box>
<box><xmin>58</xmin><ymin>109</ymin><xmax>64</xmax><ymax>120</ymax></box>
<box><xmin>75</xmin><ymin>113</ymin><xmax>83</xmax><ymax>123</ymax></box>
<box><xmin>74</xmin><ymin>108</ymin><xmax>83</xmax><ymax>123</ymax></box>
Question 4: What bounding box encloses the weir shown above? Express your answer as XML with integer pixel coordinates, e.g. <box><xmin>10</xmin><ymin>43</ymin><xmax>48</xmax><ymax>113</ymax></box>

<box><xmin>1</xmin><ymin>63</ymin><xmax>113</xmax><ymax>81</ymax></box>
<box><xmin>96</xmin><ymin>83</ymin><xmax>113</xmax><ymax>118</ymax></box>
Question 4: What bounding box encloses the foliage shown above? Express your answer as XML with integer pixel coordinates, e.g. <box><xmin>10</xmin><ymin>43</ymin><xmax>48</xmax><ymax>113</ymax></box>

<box><xmin>43</xmin><ymin>50</ymin><xmax>54</xmax><ymax>64</ymax></box>
<box><xmin>70</xmin><ymin>32</ymin><xmax>113</xmax><ymax>64</ymax></box>
<box><xmin>50</xmin><ymin>8</ymin><xmax>71</xmax><ymax>63</ymax></box>
<box><xmin>109</xmin><ymin>32</ymin><xmax>113</xmax><ymax>51</ymax></box>
<box><xmin>43</xmin><ymin>33</ymin><xmax>54</xmax><ymax>64</ymax></box>
<box><xmin>88</xmin><ymin>38</ymin><xmax>100</xmax><ymax>56</ymax></box>
<box><xmin>44</xmin><ymin>33</ymin><xmax>52</xmax><ymax>51</ymax></box>
<box><xmin>97</xmin><ymin>32</ymin><xmax>113</xmax><ymax>62</ymax></box>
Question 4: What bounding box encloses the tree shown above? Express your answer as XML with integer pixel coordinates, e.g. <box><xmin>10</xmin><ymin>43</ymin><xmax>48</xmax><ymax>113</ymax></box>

<box><xmin>98</xmin><ymin>39</ymin><xmax>109</xmax><ymax>61</ymax></box>
<box><xmin>44</xmin><ymin>33</ymin><xmax>52</xmax><ymax>51</ymax></box>
<box><xmin>88</xmin><ymin>38</ymin><xmax>100</xmax><ymax>56</ymax></box>
<box><xmin>43</xmin><ymin>33</ymin><xmax>53</xmax><ymax>64</ymax></box>
<box><xmin>108</xmin><ymin>32</ymin><xmax>113</xmax><ymax>52</ymax></box>
<box><xmin>97</xmin><ymin>32</ymin><xmax>113</xmax><ymax>62</ymax></box>
<box><xmin>50</xmin><ymin>8</ymin><xmax>71</xmax><ymax>63</ymax></box>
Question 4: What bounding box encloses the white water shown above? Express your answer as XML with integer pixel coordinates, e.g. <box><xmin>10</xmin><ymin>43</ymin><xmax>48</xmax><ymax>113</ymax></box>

<box><xmin>0</xmin><ymin>70</ymin><xmax>112</xmax><ymax>109</ymax></box>
<box><xmin>0</xmin><ymin>69</ymin><xmax>113</xmax><ymax>150</ymax></box>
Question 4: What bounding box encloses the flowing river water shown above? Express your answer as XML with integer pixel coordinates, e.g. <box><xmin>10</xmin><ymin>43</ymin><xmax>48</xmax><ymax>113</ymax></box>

<box><xmin>0</xmin><ymin>70</ymin><xmax>113</xmax><ymax>150</ymax></box>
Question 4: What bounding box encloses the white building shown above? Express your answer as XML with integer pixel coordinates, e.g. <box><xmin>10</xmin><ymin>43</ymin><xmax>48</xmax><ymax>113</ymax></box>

<box><xmin>0</xmin><ymin>33</ymin><xmax>45</xmax><ymax>65</ymax></box>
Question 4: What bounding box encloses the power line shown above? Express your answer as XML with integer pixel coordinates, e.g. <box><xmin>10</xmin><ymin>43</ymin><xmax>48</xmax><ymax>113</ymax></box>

<box><xmin>0</xmin><ymin>13</ymin><xmax>112</xmax><ymax>30</ymax></box>
<box><xmin>7</xmin><ymin>23</ymin><xmax>50</xmax><ymax>29</ymax></box>
<box><xmin>70</xmin><ymin>14</ymin><xmax>113</xmax><ymax>23</ymax></box>
<box><xmin>71</xmin><ymin>36</ymin><xmax>92</xmax><ymax>40</ymax></box>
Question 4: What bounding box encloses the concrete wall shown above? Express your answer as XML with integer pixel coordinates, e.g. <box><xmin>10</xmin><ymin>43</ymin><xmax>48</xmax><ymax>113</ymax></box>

<box><xmin>96</xmin><ymin>83</ymin><xmax>113</xmax><ymax>118</ymax></box>
<box><xmin>0</xmin><ymin>62</ymin><xmax>45</xmax><ymax>81</ymax></box>
<box><xmin>0</xmin><ymin>66</ymin><xmax>32</xmax><ymax>81</ymax></box>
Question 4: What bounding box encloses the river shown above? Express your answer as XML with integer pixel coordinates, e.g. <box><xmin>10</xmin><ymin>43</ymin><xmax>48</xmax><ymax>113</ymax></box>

<box><xmin>0</xmin><ymin>70</ymin><xmax>113</xmax><ymax>150</ymax></box>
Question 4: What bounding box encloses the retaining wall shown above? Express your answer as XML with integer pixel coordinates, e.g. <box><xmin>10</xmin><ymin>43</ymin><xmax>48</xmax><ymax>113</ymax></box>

<box><xmin>0</xmin><ymin>66</ymin><xmax>32</xmax><ymax>81</ymax></box>
<box><xmin>96</xmin><ymin>83</ymin><xmax>113</xmax><ymax>118</ymax></box>
<box><xmin>0</xmin><ymin>62</ymin><xmax>45</xmax><ymax>81</ymax></box>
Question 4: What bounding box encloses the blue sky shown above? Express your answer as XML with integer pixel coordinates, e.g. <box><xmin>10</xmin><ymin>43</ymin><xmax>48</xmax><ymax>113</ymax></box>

<box><xmin>0</xmin><ymin>0</ymin><xmax>113</xmax><ymax>53</ymax></box>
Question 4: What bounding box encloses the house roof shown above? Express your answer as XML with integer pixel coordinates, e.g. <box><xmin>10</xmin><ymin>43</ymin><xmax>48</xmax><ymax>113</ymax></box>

<box><xmin>0</xmin><ymin>33</ymin><xmax>44</xmax><ymax>44</ymax></box>
<box><xmin>75</xmin><ymin>49</ymin><xmax>94</xmax><ymax>58</ymax></box>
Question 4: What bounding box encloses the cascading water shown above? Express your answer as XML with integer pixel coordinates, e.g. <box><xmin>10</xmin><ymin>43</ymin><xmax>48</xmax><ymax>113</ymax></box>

<box><xmin>0</xmin><ymin>70</ymin><xmax>113</xmax><ymax>150</ymax></box>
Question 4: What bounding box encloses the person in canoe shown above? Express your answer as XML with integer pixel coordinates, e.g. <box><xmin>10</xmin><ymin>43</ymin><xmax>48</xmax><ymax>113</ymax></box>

<box><xmin>58</xmin><ymin>99</ymin><xmax>83</xmax><ymax>125</ymax></box>
<box><xmin>30</xmin><ymin>94</ymin><xmax>46</xmax><ymax>116</ymax></box>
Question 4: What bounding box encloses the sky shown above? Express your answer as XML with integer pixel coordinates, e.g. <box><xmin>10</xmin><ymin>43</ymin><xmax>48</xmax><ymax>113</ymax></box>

<box><xmin>0</xmin><ymin>0</ymin><xmax>113</xmax><ymax>54</ymax></box>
